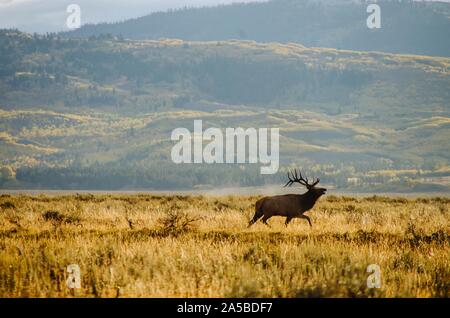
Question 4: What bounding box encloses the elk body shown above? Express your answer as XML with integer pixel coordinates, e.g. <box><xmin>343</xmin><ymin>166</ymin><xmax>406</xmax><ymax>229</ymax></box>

<box><xmin>248</xmin><ymin>169</ymin><xmax>326</xmax><ymax>227</ymax></box>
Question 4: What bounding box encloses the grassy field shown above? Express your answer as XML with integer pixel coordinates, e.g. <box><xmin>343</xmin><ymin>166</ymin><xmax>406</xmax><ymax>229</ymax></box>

<box><xmin>0</xmin><ymin>194</ymin><xmax>448</xmax><ymax>298</ymax></box>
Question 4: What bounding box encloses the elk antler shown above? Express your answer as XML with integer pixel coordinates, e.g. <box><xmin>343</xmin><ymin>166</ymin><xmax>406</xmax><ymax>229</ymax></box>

<box><xmin>284</xmin><ymin>168</ymin><xmax>320</xmax><ymax>189</ymax></box>
<box><xmin>310</xmin><ymin>177</ymin><xmax>320</xmax><ymax>187</ymax></box>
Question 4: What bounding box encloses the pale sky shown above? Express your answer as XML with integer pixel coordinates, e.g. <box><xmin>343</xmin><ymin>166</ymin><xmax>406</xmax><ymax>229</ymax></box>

<box><xmin>0</xmin><ymin>0</ymin><xmax>448</xmax><ymax>33</ymax></box>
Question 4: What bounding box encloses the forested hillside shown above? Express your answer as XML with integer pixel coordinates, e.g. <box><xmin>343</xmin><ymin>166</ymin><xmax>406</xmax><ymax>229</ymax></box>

<box><xmin>0</xmin><ymin>30</ymin><xmax>449</xmax><ymax>191</ymax></box>
<box><xmin>63</xmin><ymin>0</ymin><xmax>450</xmax><ymax>57</ymax></box>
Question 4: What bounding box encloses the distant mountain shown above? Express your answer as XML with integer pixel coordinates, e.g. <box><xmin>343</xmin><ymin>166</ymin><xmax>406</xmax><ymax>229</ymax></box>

<box><xmin>1</xmin><ymin>30</ymin><xmax>449</xmax><ymax>190</ymax></box>
<box><xmin>63</xmin><ymin>0</ymin><xmax>450</xmax><ymax>57</ymax></box>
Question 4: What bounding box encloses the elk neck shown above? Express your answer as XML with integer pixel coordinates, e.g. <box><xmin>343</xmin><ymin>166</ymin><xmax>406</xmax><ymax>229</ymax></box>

<box><xmin>299</xmin><ymin>188</ymin><xmax>321</xmax><ymax>209</ymax></box>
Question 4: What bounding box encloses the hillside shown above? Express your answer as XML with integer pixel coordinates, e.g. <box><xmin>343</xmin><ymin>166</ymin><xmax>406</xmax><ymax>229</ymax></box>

<box><xmin>0</xmin><ymin>30</ymin><xmax>449</xmax><ymax>191</ymax></box>
<box><xmin>63</xmin><ymin>0</ymin><xmax>450</xmax><ymax>57</ymax></box>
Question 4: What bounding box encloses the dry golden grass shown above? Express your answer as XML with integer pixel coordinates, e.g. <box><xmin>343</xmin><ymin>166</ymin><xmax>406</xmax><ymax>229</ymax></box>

<box><xmin>0</xmin><ymin>194</ymin><xmax>448</xmax><ymax>298</ymax></box>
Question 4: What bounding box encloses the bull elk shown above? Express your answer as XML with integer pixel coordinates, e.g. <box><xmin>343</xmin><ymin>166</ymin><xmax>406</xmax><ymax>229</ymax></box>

<box><xmin>248</xmin><ymin>169</ymin><xmax>326</xmax><ymax>227</ymax></box>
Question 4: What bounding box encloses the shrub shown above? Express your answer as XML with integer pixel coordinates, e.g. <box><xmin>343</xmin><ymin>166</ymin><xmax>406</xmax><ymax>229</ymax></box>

<box><xmin>0</xmin><ymin>201</ymin><xmax>16</xmax><ymax>209</ymax></box>
<box><xmin>157</xmin><ymin>210</ymin><xmax>201</xmax><ymax>236</ymax></box>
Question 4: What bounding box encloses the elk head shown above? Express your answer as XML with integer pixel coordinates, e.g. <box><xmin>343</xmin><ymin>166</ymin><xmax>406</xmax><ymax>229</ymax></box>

<box><xmin>284</xmin><ymin>168</ymin><xmax>327</xmax><ymax>197</ymax></box>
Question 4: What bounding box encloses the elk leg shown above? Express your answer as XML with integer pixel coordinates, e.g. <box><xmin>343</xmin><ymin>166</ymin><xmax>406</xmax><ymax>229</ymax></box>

<box><xmin>299</xmin><ymin>214</ymin><xmax>312</xmax><ymax>227</ymax></box>
<box><xmin>285</xmin><ymin>216</ymin><xmax>293</xmax><ymax>227</ymax></box>
<box><xmin>261</xmin><ymin>215</ymin><xmax>272</xmax><ymax>227</ymax></box>
<box><xmin>248</xmin><ymin>210</ymin><xmax>264</xmax><ymax>227</ymax></box>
